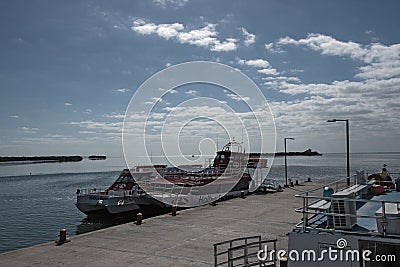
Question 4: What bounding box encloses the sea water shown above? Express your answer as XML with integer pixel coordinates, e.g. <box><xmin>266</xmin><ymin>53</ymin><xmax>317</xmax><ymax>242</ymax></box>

<box><xmin>0</xmin><ymin>153</ymin><xmax>399</xmax><ymax>253</ymax></box>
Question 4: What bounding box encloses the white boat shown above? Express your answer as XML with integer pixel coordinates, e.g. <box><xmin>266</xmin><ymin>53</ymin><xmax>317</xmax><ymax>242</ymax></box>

<box><xmin>75</xmin><ymin>169</ymin><xmax>142</xmax><ymax>215</ymax></box>
<box><xmin>76</xmin><ymin>141</ymin><xmax>269</xmax><ymax>215</ymax></box>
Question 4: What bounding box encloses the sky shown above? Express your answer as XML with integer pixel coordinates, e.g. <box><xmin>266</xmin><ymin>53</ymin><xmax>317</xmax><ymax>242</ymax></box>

<box><xmin>1</xmin><ymin>0</ymin><xmax>400</xmax><ymax>158</ymax></box>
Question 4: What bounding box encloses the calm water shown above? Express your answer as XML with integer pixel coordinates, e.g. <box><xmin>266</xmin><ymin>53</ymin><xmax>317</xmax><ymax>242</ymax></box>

<box><xmin>0</xmin><ymin>153</ymin><xmax>399</xmax><ymax>253</ymax></box>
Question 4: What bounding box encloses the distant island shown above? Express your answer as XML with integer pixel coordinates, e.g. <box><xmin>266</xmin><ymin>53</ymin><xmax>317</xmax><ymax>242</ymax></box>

<box><xmin>88</xmin><ymin>155</ymin><xmax>107</xmax><ymax>160</ymax></box>
<box><xmin>275</xmin><ymin>149</ymin><xmax>322</xmax><ymax>156</ymax></box>
<box><xmin>0</xmin><ymin>156</ymin><xmax>83</xmax><ymax>163</ymax></box>
<box><xmin>249</xmin><ymin>149</ymin><xmax>322</xmax><ymax>157</ymax></box>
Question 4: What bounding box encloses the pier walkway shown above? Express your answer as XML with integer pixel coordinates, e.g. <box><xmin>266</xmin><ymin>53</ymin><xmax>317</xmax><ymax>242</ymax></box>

<box><xmin>0</xmin><ymin>182</ymin><xmax>318</xmax><ymax>266</ymax></box>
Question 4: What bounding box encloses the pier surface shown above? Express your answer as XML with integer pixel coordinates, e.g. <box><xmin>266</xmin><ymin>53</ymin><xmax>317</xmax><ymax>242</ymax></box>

<box><xmin>0</xmin><ymin>182</ymin><xmax>317</xmax><ymax>266</ymax></box>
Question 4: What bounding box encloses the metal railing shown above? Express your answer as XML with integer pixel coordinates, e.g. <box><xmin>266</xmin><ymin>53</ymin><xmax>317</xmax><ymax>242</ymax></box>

<box><xmin>214</xmin><ymin>236</ymin><xmax>277</xmax><ymax>267</ymax></box>
<box><xmin>77</xmin><ymin>188</ymin><xmax>108</xmax><ymax>195</ymax></box>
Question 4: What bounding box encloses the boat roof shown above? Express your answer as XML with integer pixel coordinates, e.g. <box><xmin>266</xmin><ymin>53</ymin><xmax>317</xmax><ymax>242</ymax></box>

<box><xmin>295</xmin><ymin>176</ymin><xmax>400</xmax><ymax>239</ymax></box>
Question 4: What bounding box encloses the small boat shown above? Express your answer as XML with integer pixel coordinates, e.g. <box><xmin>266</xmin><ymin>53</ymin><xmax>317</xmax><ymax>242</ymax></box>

<box><xmin>75</xmin><ymin>169</ymin><xmax>141</xmax><ymax>215</ymax></box>
<box><xmin>76</xmin><ymin>141</ymin><xmax>269</xmax><ymax>215</ymax></box>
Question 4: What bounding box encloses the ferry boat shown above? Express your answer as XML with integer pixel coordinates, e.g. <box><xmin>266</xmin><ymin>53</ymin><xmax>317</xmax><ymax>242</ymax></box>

<box><xmin>287</xmin><ymin>170</ymin><xmax>400</xmax><ymax>266</ymax></box>
<box><xmin>76</xmin><ymin>141</ymin><xmax>268</xmax><ymax>215</ymax></box>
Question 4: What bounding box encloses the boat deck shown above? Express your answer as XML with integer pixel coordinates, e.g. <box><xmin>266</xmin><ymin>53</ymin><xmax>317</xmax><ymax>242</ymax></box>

<box><xmin>295</xmin><ymin>177</ymin><xmax>400</xmax><ymax>239</ymax></box>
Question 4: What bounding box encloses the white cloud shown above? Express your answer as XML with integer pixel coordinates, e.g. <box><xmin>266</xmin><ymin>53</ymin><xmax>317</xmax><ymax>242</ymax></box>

<box><xmin>261</xmin><ymin>33</ymin><xmax>400</xmax><ymax>149</ymax></box>
<box><xmin>263</xmin><ymin>76</ymin><xmax>300</xmax><ymax>83</ymax></box>
<box><xmin>114</xmin><ymin>88</ymin><xmax>130</xmax><ymax>93</ymax></box>
<box><xmin>69</xmin><ymin>120</ymin><xmax>123</xmax><ymax>133</ymax></box>
<box><xmin>103</xmin><ymin>113</ymin><xmax>125</xmax><ymax>119</ymax></box>
<box><xmin>19</xmin><ymin>126</ymin><xmax>39</xmax><ymax>134</ymax></box>
<box><xmin>64</xmin><ymin>102</ymin><xmax>72</xmax><ymax>106</ymax></box>
<box><xmin>10</xmin><ymin>115</ymin><xmax>19</xmax><ymax>118</ymax></box>
<box><xmin>84</xmin><ymin>108</ymin><xmax>93</xmax><ymax>114</ymax></box>
<box><xmin>132</xmin><ymin>20</ymin><xmax>238</xmax><ymax>52</ymax></box>
<box><xmin>238</xmin><ymin>58</ymin><xmax>270</xmax><ymax>68</ymax></box>
<box><xmin>257</xmin><ymin>68</ymin><xmax>279</xmax><ymax>76</ymax></box>
<box><xmin>226</xmin><ymin>93</ymin><xmax>251</xmax><ymax>102</ymax></box>
<box><xmin>265</xmin><ymin>42</ymin><xmax>285</xmax><ymax>54</ymax></box>
<box><xmin>158</xmin><ymin>88</ymin><xmax>178</xmax><ymax>94</ymax></box>
<box><xmin>276</xmin><ymin>34</ymin><xmax>367</xmax><ymax>61</ymax></box>
<box><xmin>211</xmin><ymin>39</ymin><xmax>238</xmax><ymax>52</ymax></box>
<box><xmin>185</xmin><ymin>89</ymin><xmax>198</xmax><ymax>96</ymax></box>
<box><xmin>153</xmin><ymin>0</ymin><xmax>188</xmax><ymax>8</ymax></box>
<box><xmin>79</xmin><ymin>131</ymin><xmax>96</xmax><ymax>134</ymax></box>
<box><xmin>274</xmin><ymin>33</ymin><xmax>400</xmax><ymax>80</ymax></box>
<box><xmin>152</xmin><ymin>97</ymin><xmax>163</xmax><ymax>102</ymax></box>
<box><xmin>241</xmin><ymin>27</ymin><xmax>256</xmax><ymax>46</ymax></box>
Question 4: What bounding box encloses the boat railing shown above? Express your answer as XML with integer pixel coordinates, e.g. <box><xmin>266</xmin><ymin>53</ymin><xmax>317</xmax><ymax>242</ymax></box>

<box><xmin>77</xmin><ymin>188</ymin><xmax>108</xmax><ymax>195</ymax></box>
<box><xmin>139</xmin><ymin>179</ymin><xmax>196</xmax><ymax>199</ymax></box>
<box><xmin>294</xmin><ymin>175</ymin><xmax>400</xmax><ymax>238</ymax></box>
<box><xmin>77</xmin><ymin>187</ymin><xmax>143</xmax><ymax>197</ymax></box>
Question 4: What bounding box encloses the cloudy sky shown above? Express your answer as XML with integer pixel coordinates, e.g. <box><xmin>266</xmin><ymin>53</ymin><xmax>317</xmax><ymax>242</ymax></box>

<box><xmin>1</xmin><ymin>0</ymin><xmax>400</xmax><ymax>157</ymax></box>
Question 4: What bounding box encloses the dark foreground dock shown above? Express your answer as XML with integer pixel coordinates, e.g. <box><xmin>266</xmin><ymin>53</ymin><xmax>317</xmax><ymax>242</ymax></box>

<box><xmin>0</xmin><ymin>182</ymin><xmax>318</xmax><ymax>266</ymax></box>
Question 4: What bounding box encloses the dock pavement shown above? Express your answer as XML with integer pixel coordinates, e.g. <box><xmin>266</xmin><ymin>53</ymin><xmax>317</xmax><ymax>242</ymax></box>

<box><xmin>0</xmin><ymin>181</ymin><xmax>320</xmax><ymax>267</ymax></box>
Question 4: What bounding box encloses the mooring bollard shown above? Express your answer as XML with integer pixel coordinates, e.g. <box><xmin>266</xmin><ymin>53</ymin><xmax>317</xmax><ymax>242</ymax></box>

<box><xmin>171</xmin><ymin>205</ymin><xmax>177</xmax><ymax>216</ymax></box>
<box><xmin>290</xmin><ymin>181</ymin><xmax>294</xmax><ymax>187</ymax></box>
<box><xmin>240</xmin><ymin>191</ymin><xmax>245</xmax><ymax>199</ymax></box>
<box><xmin>55</xmin><ymin>228</ymin><xmax>70</xmax><ymax>245</ymax></box>
<box><xmin>59</xmin><ymin>229</ymin><xmax>67</xmax><ymax>242</ymax></box>
<box><xmin>136</xmin><ymin>213</ymin><xmax>143</xmax><ymax>225</ymax></box>
<box><xmin>307</xmin><ymin>177</ymin><xmax>312</xmax><ymax>182</ymax></box>
<box><xmin>295</xmin><ymin>180</ymin><xmax>299</xmax><ymax>186</ymax></box>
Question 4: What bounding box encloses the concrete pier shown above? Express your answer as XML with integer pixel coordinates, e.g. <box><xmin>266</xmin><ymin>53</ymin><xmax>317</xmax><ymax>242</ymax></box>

<box><xmin>0</xmin><ymin>183</ymin><xmax>317</xmax><ymax>266</ymax></box>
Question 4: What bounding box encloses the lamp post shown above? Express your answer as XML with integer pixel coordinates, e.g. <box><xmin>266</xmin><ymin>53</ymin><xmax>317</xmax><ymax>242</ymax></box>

<box><xmin>284</xmin><ymin>137</ymin><xmax>295</xmax><ymax>187</ymax></box>
<box><xmin>327</xmin><ymin>119</ymin><xmax>350</xmax><ymax>186</ymax></box>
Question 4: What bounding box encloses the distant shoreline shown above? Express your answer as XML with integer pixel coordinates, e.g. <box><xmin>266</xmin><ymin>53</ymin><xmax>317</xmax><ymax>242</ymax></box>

<box><xmin>251</xmin><ymin>149</ymin><xmax>323</xmax><ymax>157</ymax></box>
<box><xmin>0</xmin><ymin>156</ymin><xmax>83</xmax><ymax>163</ymax></box>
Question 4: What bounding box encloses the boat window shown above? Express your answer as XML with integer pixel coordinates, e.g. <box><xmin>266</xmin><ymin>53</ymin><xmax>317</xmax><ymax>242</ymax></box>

<box><xmin>116</xmin><ymin>174</ymin><xmax>132</xmax><ymax>183</ymax></box>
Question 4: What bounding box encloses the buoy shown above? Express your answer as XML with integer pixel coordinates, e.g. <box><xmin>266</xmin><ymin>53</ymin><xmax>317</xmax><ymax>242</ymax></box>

<box><xmin>136</xmin><ymin>213</ymin><xmax>143</xmax><ymax>225</ymax></box>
